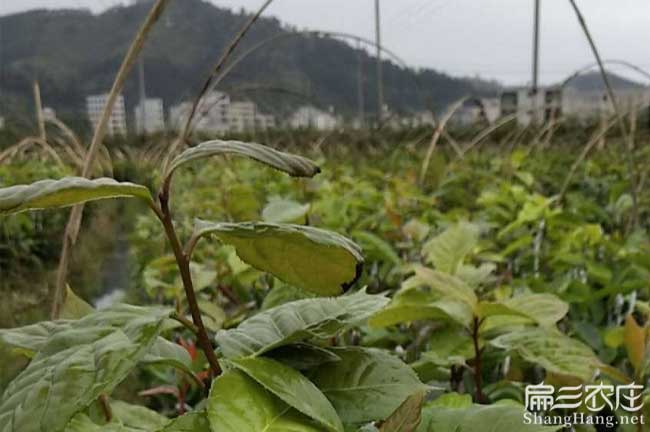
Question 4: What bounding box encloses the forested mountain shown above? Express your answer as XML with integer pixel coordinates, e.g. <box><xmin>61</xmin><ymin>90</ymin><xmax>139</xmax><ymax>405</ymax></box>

<box><xmin>0</xmin><ymin>0</ymin><xmax>500</xmax><ymax>130</ymax></box>
<box><xmin>565</xmin><ymin>71</ymin><xmax>644</xmax><ymax>92</ymax></box>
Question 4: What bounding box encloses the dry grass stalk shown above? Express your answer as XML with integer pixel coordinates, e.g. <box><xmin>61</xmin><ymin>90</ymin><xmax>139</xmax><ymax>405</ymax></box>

<box><xmin>163</xmin><ymin>0</ymin><xmax>275</xmax><ymax>171</ymax></box>
<box><xmin>568</xmin><ymin>0</ymin><xmax>640</xmax><ymax>229</ymax></box>
<box><xmin>0</xmin><ymin>137</ymin><xmax>64</xmax><ymax>166</ymax></box>
<box><xmin>461</xmin><ymin>114</ymin><xmax>517</xmax><ymax>156</ymax></box>
<box><xmin>52</xmin><ymin>0</ymin><xmax>171</xmax><ymax>319</ymax></box>
<box><xmin>33</xmin><ymin>81</ymin><xmax>47</xmax><ymax>141</ymax></box>
<box><xmin>419</xmin><ymin>97</ymin><xmax>466</xmax><ymax>183</ymax></box>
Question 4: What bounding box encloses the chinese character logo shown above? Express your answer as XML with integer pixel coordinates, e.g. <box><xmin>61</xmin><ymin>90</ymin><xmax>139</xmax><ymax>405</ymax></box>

<box><xmin>525</xmin><ymin>382</ymin><xmax>645</xmax><ymax>413</ymax></box>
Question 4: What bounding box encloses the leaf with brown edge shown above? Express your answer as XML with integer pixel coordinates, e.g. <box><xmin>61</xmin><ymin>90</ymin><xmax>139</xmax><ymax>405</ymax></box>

<box><xmin>192</xmin><ymin>220</ymin><xmax>364</xmax><ymax>296</ymax></box>
<box><xmin>379</xmin><ymin>392</ymin><xmax>425</xmax><ymax>432</ymax></box>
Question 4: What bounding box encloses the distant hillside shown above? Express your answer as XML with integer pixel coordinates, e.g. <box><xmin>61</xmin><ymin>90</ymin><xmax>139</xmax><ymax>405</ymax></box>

<box><xmin>564</xmin><ymin>71</ymin><xmax>645</xmax><ymax>92</ymax></box>
<box><xmin>0</xmin><ymin>0</ymin><xmax>500</xmax><ymax>131</ymax></box>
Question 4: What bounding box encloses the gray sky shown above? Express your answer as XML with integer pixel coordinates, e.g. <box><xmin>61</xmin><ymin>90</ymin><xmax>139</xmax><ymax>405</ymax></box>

<box><xmin>2</xmin><ymin>0</ymin><xmax>649</xmax><ymax>85</ymax></box>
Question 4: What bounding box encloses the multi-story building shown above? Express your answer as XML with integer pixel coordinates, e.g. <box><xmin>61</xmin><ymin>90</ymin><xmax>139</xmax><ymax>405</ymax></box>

<box><xmin>228</xmin><ymin>101</ymin><xmax>257</xmax><ymax>133</ymax></box>
<box><xmin>289</xmin><ymin>105</ymin><xmax>339</xmax><ymax>130</ymax></box>
<box><xmin>134</xmin><ymin>98</ymin><xmax>165</xmax><ymax>134</ymax></box>
<box><xmin>255</xmin><ymin>114</ymin><xmax>276</xmax><ymax>130</ymax></box>
<box><xmin>170</xmin><ymin>91</ymin><xmax>230</xmax><ymax>134</ymax></box>
<box><xmin>170</xmin><ymin>92</ymin><xmax>276</xmax><ymax>134</ymax></box>
<box><xmin>86</xmin><ymin>93</ymin><xmax>127</xmax><ymax>136</ymax></box>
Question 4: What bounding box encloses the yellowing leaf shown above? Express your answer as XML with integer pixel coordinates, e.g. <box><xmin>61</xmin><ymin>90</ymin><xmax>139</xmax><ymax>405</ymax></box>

<box><xmin>379</xmin><ymin>392</ymin><xmax>425</xmax><ymax>432</ymax></box>
<box><xmin>193</xmin><ymin>220</ymin><xmax>364</xmax><ymax>296</ymax></box>
<box><xmin>624</xmin><ymin>315</ymin><xmax>646</xmax><ymax>373</ymax></box>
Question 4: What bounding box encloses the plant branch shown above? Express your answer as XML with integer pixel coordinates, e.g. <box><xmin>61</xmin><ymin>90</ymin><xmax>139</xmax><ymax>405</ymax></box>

<box><xmin>157</xmin><ymin>194</ymin><xmax>221</xmax><ymax>376</ymax></box>
<box><xmin>99</xmin><ymin>394</ymin><xmax>113</xmax><ymax>423</ymax></box>
<box><xmin>171</xmin><ymin>312</ymin><xmax>199</xmax><ymax>335</ymax></box>
<box><xmin>472</xmin><ymin>317</ymin><xmax>486</xmax><ymax>403</ymax></box>
<box><xmin>567</xmin><ymin>0</ymin><xmax>639</xmax><ymax>230</ymax></box>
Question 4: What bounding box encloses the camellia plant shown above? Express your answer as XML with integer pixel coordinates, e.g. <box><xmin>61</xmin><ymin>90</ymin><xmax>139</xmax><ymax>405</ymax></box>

<box><xmin>0</xmin><ymin>141</ymin><xmax>468</xmax><ymax>432</ymax></box>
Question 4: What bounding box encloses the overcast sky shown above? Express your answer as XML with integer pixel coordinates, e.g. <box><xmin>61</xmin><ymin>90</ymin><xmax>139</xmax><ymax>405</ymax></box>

<box><xmin>2</xmin><ymin>0</ymin><xmax>649</xmax><ymax>85</ymax></box>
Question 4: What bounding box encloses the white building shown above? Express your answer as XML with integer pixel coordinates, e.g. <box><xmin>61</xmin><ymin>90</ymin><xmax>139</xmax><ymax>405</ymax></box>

<box><xmin>170</xmin><ymin>92</ymin><xmax>276</xmax><ymax>134</ymax></box>
<box><xmin>451</xmin><ymin>98</ymin><xmax>501</xmax><ymax>126</ymax></box>
<box><xmin>43</xmin><ymin>107</ymin><xmax>57</xmax><ymax>122</ymax></box>
<box><xmin>134</xmin><ymin>98</ymin><xmax>165</xmax><ymax>134</ymax></box>
<box><xmin>500</xmin><ymin>87</ymin><xmax>562</xmax><ymax>126</ymax></box>
<box><xmin>228</xmin><ymin>101</ymin><xmax>257</xmax><ymax>133</ymax></box>
<box><xmin>170</xmin><ymin>91</ymin><xmax>230</xmax><ymax>134</ymax></box>
<box><xmin>562</xmin><ymin>87</ymin><xmax>650</xmax><ymax>120</ymax></box>
<box><xmin>86</xmin><ymin>93</ymin><xmax>127</xmax><ymax>136</ymax></box>
<box><xmin>256</xmin><ymin>113</ymin><xmax>276</xmax><ymax>130</ymax></box>
<box><xmin>289</xmin><ymin>106</ymin><xmax>339</xmax><ymax>130</ymax></box>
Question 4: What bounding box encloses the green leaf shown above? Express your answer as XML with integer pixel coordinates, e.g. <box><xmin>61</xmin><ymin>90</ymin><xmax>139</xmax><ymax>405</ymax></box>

<box><xmin>491</xmin><ymin>328</ymin><xmax>599</xmax><ymax>382</ymax></box>
<box><xmin>0</xmin><ymin>177</ymin><xmax>152</xmax><ymax>215</ymax></box>
<box><xmin>229</xmin><ymin>357</ymin><xmax>343</xmax><ymax>432</ymax></box>
<box><xmin>354</xmin><ymin>231</ymin><xmax>401</xmax><ymax>266</ymax></box>
<box><xmin>60</xmin><ymin>285</ymin><xmax>94</xmax><ymax>320</ymax></box>
<box><xmin>0</xmin><ymin>304</ymin><xmax>171</xmax><ymax>432</ymax></box>
<box><xmin>369</xmin><ymin>287</ymin><xmax>473</xmax><ymax>329</ymax></box>
<box><xmin>263</xmin><ymin>198</ymin><xmax>311</xmax><ymax>223</ymax></box>
<box><xmin>110</xmin><ymin>400</ymin><xmax>170</xmax><ymax>430</ymax></box>
<box><xmin>65</xmin><ymin>401</ymin><xmax>171</xmax><ymax>431</ymax></box>
<box><xmin>409</xmin><ymin>267</ymin><xmax>478</xmax><ymax>309</ymax></box>
<box><xmin>198</xmin><ymin>300</ymin><xmax>226</xmax><ymax>332</ymax></box>
<box><xmin>157</xmin><ymin>412</ymin><xmax>210</xmax><ymax>432</ymax></box>
<box><xmin>0</xmin><ymin>321</ymin><xmax>66</xmax><ymax>357</ymax></box>
<box><xmin>266</xmin><ymin>344</ymin><xmax>341</xmax><ymax>370</ymax></box>
<box><xmin>422</xmin><ymin>222</ymin><xmax>479</xmax><ymax>274</ymax></box>
<box><xmin>417</xmin><ymin>403</ymin><xmax>561</xmax><ymax>432</ymax></box>
<box><xmin>142</xmin><ymin>337</ymin><xmax>193</xmax><ymax>376</ymax></box>
<box><xmin>65</xmin><ymin>414</ymin><xmax>121</xmax><ymax>432</ymax></box>
<box><xmin>480</xmin><ymin>294</ymin><xmax>569</xmax><ymax>334</ymax></box>
<box><xmin>420</xmin><ymin>326</ymin><xmax>474</xmax><ymax>367</ymax></box>
<box><xmin>310</xmin><ymin>347</ymin><xmax>428</xmax><ymax>424</ymax></box>
<box><xmin>0</xmin><ymin>322</ymin><xmax>190</xmax><ymax>375</ymax></box>
<box><xmin>166</xmin><ymin>140</ymin><xmax>320</xmax><ymax>179</ymax></box>
<box><xmin>496</xmin><ymin>294</ymin><xmax>569</xmax><ymax>327</ymax></box>
<box><xmin>429</xmin><ymin>393</ymin><xmax>472</xmax><ymax>408</ymax></box>
<box><xmin>262</xmin><ymin>282</ymin><xmax>315</xmax><ymax>311</ymax></box>
<box><xmin>378</xmin><ymin>392</ymin><xmax>425</xmax><ymax>432</ymax></box>
<box><xmin>216</xmin><ymin>290</ymin><xmax>388</xmax><ymax>358</ymax></box>
<box><xmin>193</xmin><ymin>220</ymin><xmax>364</xmax><ymax>296</ymax></box>
<box><xmin>207</xmin><ymin>370</ymin><xmax>322</xmax><ymax>432</ymax></box>
<box><xmin>477</xmin><ymin>302</ymin><xmax>530</xmax><ymax>321</ymax></box>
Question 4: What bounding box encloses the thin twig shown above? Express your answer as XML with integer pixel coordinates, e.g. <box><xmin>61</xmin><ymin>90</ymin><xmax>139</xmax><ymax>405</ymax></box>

<box><xmin>419</xmin><ymin>97</ymin><xmax>466</xmax><ymax>184</ymax></box>
<box><xmin>461</xmin><ymin>114</ymin><xmax>517</xmax><ymax>156</ymax></box>
<box><xmin>178</xmin><ymin>0</ymin><xmax>274</xmax><ymax>143</ymax></box>
<box><xmin>51</xmin><ymin>0</ymin><xmax>171</xmax><ymax>319</ymax></box>
<box><xmin>567</xmin><ymin>0</ymin><xmax>639</xmax><ymax>230</ymax></box>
